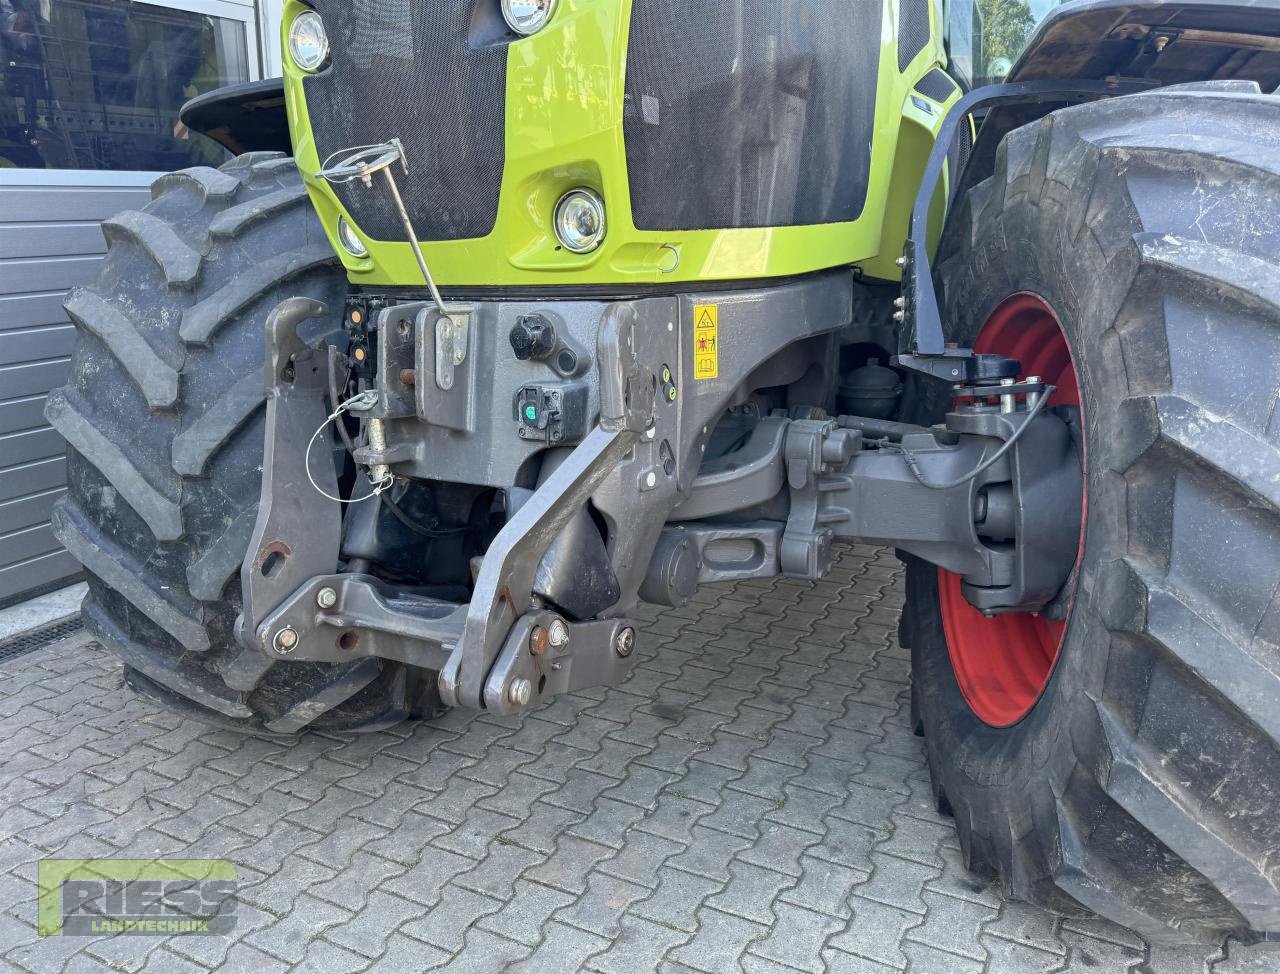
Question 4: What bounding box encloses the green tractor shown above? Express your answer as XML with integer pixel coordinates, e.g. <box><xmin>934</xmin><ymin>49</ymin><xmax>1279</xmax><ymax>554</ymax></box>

<box><xmin>49</xmin><ymin>0</ymin><xmax>1280</xmax><ymax>945</ymax></box>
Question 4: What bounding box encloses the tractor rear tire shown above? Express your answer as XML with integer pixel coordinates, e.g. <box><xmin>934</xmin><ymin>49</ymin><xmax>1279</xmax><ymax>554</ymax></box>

<box><xmin>49</xmin><ymin>153</ymin><xmax>438</xmax><ymax>734</ymax></box>
<box><xmin>902</xmin><ymin>82</ymin><xmax>1280</xmax><ymax>944</ymax></box>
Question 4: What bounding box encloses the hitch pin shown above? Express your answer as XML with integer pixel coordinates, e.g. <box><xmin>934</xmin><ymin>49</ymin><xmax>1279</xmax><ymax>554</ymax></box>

<box><xmin>318</xmin><ymin>139</ymin><xmax>452</xmax><ymax>315</ymax></box>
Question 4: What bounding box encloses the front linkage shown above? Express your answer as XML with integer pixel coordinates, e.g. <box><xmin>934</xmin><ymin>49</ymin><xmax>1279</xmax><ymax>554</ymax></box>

<box><xmin>236</xmin><ymin>265</ymin><xmax>1082</xmax><ymax>717</ymax></box>
<box><xmin>231</xmin><ymin>75</ymin><xmax>1127</xmax><ymax>716</ymax></box>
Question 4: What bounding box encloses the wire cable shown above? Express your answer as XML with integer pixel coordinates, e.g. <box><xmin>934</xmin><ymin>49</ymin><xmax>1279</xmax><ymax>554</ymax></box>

<box><xmin>305</xmin><ymin>391</ymin><xmax>393</xmax><ymax>504</ymax></box>
<box><xmin>887</xmin><ymin>385</ymin><xmax>1057</xmax><ymax>491</ymax></box>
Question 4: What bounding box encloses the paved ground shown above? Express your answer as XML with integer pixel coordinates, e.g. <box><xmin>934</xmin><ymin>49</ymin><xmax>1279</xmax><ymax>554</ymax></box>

<box><xmin>0</xmin><ymin>546</ymin><xmax>1273</xmax><ymax>973</ymax></box>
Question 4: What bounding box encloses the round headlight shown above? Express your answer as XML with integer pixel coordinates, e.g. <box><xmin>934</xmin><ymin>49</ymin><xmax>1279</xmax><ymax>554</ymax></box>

<box><xmin>289</xmin><ymin>10</ymin><xmax>329</xmax><ymax>72</ymax></box>
<box><xmin>337</xmin><ymin>217</ymin><xmax>367</xmax><ymax>258</ymax></box>
<box><xmin>501</xmin><ymin>0</ymin><xmax>555</xmax><ymax>36</ymax></box>
<box><xmin>553</xmin><ymin>189</ymin><xmax>606</xmax><ymax>254</ymax></box>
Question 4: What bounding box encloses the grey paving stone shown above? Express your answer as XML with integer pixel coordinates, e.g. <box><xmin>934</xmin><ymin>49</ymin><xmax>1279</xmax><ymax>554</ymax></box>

<box><xmin>321</xmin><ymin>889</ymin><xmax>428</xmax><ymax>959</ymax></box>
<box><xmin>706</xmin><ymin>860</ymin><xmax>794</xmax><ymax>927</ymax></box>
<box><xmin>780</xmin><ymin>855</ymin><xmax>869</xmax><ymax>920</ymax></box>
<box><xmin>400</xmin><ymin>885</ymin><xmax>504</xmax><ymax>952</ymax></box>
<box><xmin>477</xmin><ymin>878</ymin><xmax>576</xmax><ymax>946</ymax></box>
<box><xmin>525</xmin><ymin>835</ymin><xmax>619</xmax><ymax>895</ymax></box>
<box><xmin>750</xmin><ymin>902</ymin><xmax>847</xmax><ymax>974</ymax></box>
<box><xmin>668</xmin><ymin>906</ymin><xmax>769</xmax><ymax>973</ymax></box>
<box><xmin>506</xmin><ymin>920</ymin><xmax>611</xmax><ymax>974</ymax></box>
<box><xmin>288</xmin><ymin>937</ymin><xmax>369</xmax><ymax>974</ymax></box>
<box><xmin>587</xmin><ymin>914</ymin><xmax>691</xmax><ymax>974</ymax></box>
<box><xmin>827</xmin><ymin>895</ymin><xmax>921</xmax><ymax>971</ymax></box>
<box><xmin>631</xmin><ymin>865</ymin><xmax>724</xmax><ymax>933</ymax></box>
<box><xmin>2</xmin><ymin>548</ymin><xmax>1262</xmax><ymax>974</ymax></box>
<box><xmin>244</xmin><ymin>893</ymin><xmax>353</xmax><ymax>965</ymax></box>
<box><xmin>373</xmin><ymin>931</ymin><xmax>451</xmax><ymax>972</ymax></box>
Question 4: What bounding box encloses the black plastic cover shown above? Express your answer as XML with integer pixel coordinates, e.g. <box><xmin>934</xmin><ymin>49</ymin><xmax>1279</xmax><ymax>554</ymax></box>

<box><xmin>624</xmin><ymin>0</ymin><xmax>883</xmax><ymax>231</ymax></box>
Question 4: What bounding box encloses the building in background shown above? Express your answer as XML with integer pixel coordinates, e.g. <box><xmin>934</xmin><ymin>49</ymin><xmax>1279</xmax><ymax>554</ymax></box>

<box><xmin>0</xmin><ymin>0</ymin><xmax>285</xmax><ymax>607</ymax></box>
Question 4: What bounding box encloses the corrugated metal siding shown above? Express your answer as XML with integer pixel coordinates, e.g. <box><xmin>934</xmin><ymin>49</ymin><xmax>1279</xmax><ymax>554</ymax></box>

<box><xmin>0</xmin><ymin>176</ymin><xmax>152</xmax><ymax>607</ymax></box>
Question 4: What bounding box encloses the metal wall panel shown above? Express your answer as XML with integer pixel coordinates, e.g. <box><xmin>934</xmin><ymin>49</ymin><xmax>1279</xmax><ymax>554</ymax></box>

<box><xmin>0</xmin><ymin>177</ymin><xmax>152</xmax><ymax>608</ymax></box>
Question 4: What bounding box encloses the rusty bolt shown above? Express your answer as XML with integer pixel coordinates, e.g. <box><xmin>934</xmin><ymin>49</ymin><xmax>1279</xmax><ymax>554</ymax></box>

<box><xmin>399</xmin><ymin>368</ymin><xmax>416</xmax><ymax>386</ymax></box>
<box><xmin>273</xmin><ymin>627</ymin><xmax>299</xmax><ymax>654</ymax></box>
<box><xmin>529</xmin><ymin>625</ymin><xmax>549</xmax><ymax>657</ymax></box>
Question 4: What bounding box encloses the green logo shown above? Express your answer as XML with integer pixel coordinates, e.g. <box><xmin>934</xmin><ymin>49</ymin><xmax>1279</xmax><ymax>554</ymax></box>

<box><xmin>38</xmin><ymin>860</ymin><xmax>238</xmax><ymax>937</ymax></box>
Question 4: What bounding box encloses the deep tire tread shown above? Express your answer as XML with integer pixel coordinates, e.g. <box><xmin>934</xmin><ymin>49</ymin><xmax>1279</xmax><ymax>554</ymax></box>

<box><xmin>907</xmin><ymin>82</ymin><xmax>1280</xmax><ymax>945</ymax></box>
<box><xmin>52</xmin><ymin>154</ymin><xmax>413</xmax><ymax>734</ymax></box>
<box><xmin>100</xmin><ymin>210</ymin><xmax>203</xmax><ymax>289</ymax></box>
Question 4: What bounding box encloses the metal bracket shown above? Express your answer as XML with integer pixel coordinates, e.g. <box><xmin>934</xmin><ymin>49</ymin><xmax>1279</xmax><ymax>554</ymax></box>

<box><xmin>237</xmin><ymin>297</ymin><xmax>343</xmax><ymax>651</ymax></box>
<box><xmin>256</xmin><ymin>573</ymin><xmax>461</xmax><ymax>671</ymax></box>
<box><xmin>896</xmin><ymin>77</ymin><xmax>1151</xmax><ymax>378</ymax></box>
<box><xmin>437</xmin><ymin>425</ymin><xmax>640</xmax><ymax>709</ymax></box>
<box><xmin>780</xmin><ymin>420</ymin><xmax>861</xmax><ymax>579</ymax></box>
<box><xmin>434</xmin><ymin>310</ymin><xmax>471</xmax><ymax>391</ymax></box>
<box><xmin>481</xmin><ymin>613</ymin><xmax>637</xmax><ymax>717</ymax></box>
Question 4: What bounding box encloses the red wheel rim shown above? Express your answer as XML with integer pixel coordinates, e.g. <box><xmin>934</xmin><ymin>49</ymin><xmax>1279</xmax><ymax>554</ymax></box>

<box><xmin>938</xmin><ymin>293</ymin><xmax>1084</xmax><ymax>728</ymax></box>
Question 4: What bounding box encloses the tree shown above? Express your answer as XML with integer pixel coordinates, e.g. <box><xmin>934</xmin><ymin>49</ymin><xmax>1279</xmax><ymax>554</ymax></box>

<box><xmin>978</xmin><ymin>0</ymin><xmax>1036</xmax><ymax>74</ymax></box>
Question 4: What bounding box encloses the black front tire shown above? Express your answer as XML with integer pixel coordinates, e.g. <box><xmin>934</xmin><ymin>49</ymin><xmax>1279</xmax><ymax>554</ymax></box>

<box><xmin>903</xmin><ymin>82</ymin><xmax>1280</xmax><ymax>944</ymax></box>
<box><xmin>49</xmin><ymin>154</ymin><xmax>439</xmax><ymax>734</ymax></box>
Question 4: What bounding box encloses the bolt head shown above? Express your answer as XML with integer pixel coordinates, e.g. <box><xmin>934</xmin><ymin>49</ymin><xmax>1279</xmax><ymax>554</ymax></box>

<box><xmin>614</xmin><ymin>626</ymin><xmax>636</xmax><ymax>658</ymax></box>
<box><xmin>547</xmin><ymin>619</ymin><xmax>570</xmax><ymax>648</ymax></box>
<box><xmin>896</xmin><ymin>255</ymin><xmax>907</xmax><ymax>268</ymax></box>
<box><xmin>273</xmin><ymin>627</ymin><xmax>299</xmax><ymax>654</ymax></box>
<box><xmin>316</xmin><ymin>587</ymin><xmax>338</xmax><ymax>609</ymax></box>
<box><xmin>645</xmin><ymin>471</ymin><xmax>658</xmax><ymax>489</ymax></box>
<box><xmin>508</xmin><ymin>678</ymin><xmax>533</xmax><ymax>707</ymax></box>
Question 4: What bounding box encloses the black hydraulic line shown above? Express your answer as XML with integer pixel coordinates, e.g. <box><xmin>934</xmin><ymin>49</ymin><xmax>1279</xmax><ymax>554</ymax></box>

<box><xmin>837</xmin><ymin>415</ymin><xmax>927</xmax><ymax>442</ymax></box>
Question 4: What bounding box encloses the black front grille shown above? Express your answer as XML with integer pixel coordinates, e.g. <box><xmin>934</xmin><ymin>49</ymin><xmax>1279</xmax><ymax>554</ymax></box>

<box><xmin>624</xmin><ymin>0</ymin><xmax>883</xmax><ymax>232</ymax></box>
<box><xmin>302</xmin><ymin>0</ymin><xmax>506</xmax><ymax>242</ymax></box>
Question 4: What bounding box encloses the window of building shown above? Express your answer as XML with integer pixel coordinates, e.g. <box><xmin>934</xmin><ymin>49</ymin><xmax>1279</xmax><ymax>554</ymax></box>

<box><xmin>0</xmin><ymin>0</ymin><xmax>252</xmax><ymax>172</ymax></box>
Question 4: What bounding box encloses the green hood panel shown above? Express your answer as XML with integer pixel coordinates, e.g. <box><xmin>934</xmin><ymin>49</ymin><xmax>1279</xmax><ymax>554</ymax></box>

<box><xmin>282</xmin><ymin>0</ymin><xmax>953</xmax><ymax>288</ymax></box>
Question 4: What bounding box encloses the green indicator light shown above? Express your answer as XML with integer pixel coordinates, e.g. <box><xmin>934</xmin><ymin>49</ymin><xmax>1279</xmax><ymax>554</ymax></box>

<box><xmin>524</xmin><ymin>405</ymin><xmax>538</xmax><ymax>421</ymax></box>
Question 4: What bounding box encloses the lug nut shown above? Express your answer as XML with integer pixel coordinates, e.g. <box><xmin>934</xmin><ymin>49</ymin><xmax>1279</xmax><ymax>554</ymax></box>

<box><xmin>893</xmin><ymin>296</ymin><xmax>905</xmax><ymax>308</ymax></box>
<box><xmin>508</xmin><ymin>678</ymin><xmax>533</xmax><ymax>707</ymax></box>
<box><xmin>547</xmin><ymin>619</ymin><xmax>570</xmax><ymax>648</ymax></box>
<box><xmin>614</xmin><ymin>626</ymin><xmax>636</xmax><ymax>658</ymax></box>
<box><xmin>893</xmin><ymin>310</ymin><xmax>905</xmax><ymax>323</ymax></box>
<box><xmin>273</xmin><ymin>627</ymin><xmax>299</xmax><ymax>654</ymax></box>
<box><xmin>316</xmin><ymin>587</ymin><xmax>338</xmax><ymax>609</ymax></box>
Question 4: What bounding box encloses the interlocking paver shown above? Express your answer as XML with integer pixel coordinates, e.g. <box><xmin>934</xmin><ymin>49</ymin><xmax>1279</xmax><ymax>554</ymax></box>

<box><xmin>1</xmin><ymin>546</ymin><xmax>1266</xmax><ymax>974</ymax></box>
<box><xmin>477</xmin><ymin>878</ymin><xmax>577</xmax><ymax>946</ymax></box>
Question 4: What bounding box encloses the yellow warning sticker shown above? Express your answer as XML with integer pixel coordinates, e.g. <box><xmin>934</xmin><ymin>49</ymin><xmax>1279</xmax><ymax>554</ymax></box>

<box><xmin>693</xmin><ymin>304</ymin><xmax>719</xmax><ymax>380</ymax></box>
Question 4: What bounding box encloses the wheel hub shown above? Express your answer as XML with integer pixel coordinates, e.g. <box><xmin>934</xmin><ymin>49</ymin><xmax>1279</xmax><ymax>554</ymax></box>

<box><xmin>939</xmin><ymin>293</ymin><xmax>1085</xmax><ymax>728</ymax></box>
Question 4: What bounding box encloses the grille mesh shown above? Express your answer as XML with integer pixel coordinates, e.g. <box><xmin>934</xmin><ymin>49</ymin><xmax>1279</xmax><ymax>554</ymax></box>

<box><xmin>897</xmin><ymin>0</ymin><xmax>931</xmax><ymax>72</ymax></box>
<box><xmin>624</xmin><ymin>0</ymin><xmax>882</xmax><ymax>232</ymax></box>
<box><xmin>302</xmin><ymin>0</ymin><xmax>506</xmax><ymax>242</ymax></box>
<box><xmin>951</xmin><ymin>115</ymin><xmax>974</xmax><ymax>187</ymax></box>
<box><xmin>0</xmin><ymin>616</ymin><xmax>83</xmax><ymax>665</ymax></box>
<box><xmin>915</xmin><ymin>68</ymin><xmax>958</xmax><ymax>103</ymax></box>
